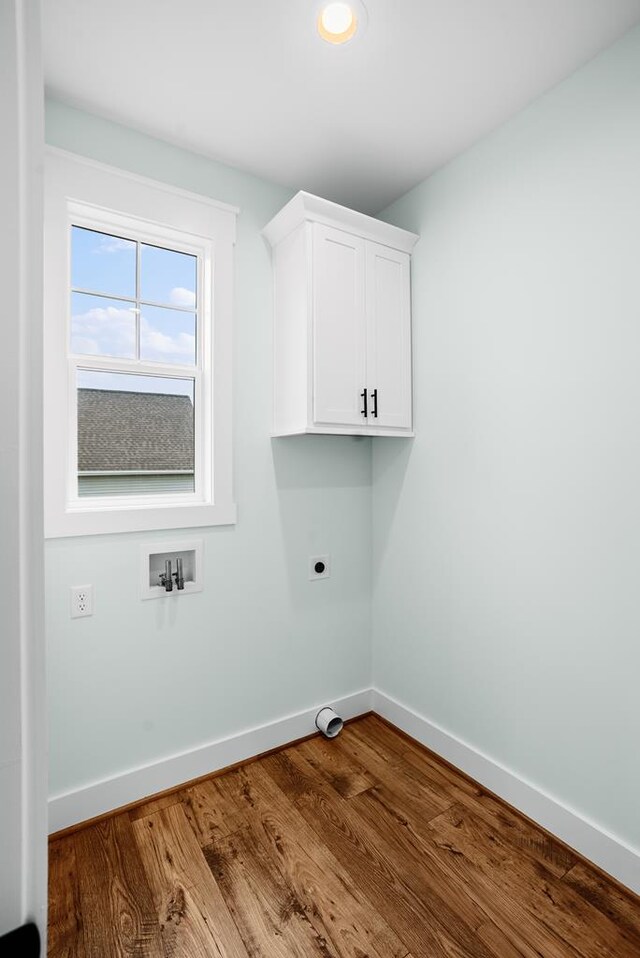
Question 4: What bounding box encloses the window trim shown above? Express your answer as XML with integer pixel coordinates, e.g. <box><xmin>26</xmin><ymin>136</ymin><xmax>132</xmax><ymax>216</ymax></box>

<box><xmin>44</xmin><ymin>147</ymin><xmax>238</xmax><ymax>537</ymax></box>
<box><xmin>67</xmin><ymin>205</ymin><xmax>207</xmax><ymax>511</ymax></box>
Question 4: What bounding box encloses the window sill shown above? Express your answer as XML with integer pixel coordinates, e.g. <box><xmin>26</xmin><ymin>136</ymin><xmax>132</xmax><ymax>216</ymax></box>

<box><xmin>45</xmin><ymin>501</ymin><xmax>237</xmax><ymax>539</ymax></box>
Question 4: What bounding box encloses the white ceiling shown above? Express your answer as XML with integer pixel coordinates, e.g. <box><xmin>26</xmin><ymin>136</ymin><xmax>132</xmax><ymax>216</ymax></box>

<box><xmin>43</xmin><ymin>0</ymin><xmax>640</xmax><ymax>214</ymax></box>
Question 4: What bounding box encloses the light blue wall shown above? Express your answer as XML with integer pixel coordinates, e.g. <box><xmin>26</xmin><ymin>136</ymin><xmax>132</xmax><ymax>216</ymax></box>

<box><xmin>372</xmin><ymin>24</ymin><xmax>640</xmax><ymax>850</ymax></box>
<box><xmin>45</xmin><ymin>101</ymin><xmax>372</xmax><ymax>797</ymax></box>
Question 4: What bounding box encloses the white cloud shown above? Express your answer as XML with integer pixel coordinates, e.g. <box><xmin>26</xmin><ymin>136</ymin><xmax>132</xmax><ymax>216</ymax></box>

<box><xmin>140</xmin><ymin>317</ymin><xmax>195</xmax><ymax>363</ymax></box>
<box><xmin>169</xmin><ymin>286</ymin><xmax>196</xmax><ymax>308</ymax></box>
<box><xmin>71</xmin><ymin>304</ymin><xmax>195</xmax><ymax>366</ymax></box>
<box><xmin>71</xmin><ymin>305</ymin><xmax>136</xmax><ymax>358</ymax></box>
<box><xmin>71</xmin><ymin>336</ymin><xmax>100</xmax><ymax>355</ymax></box>
<box><xmin>95</xmin><ymin>236</ymin><xmax>135</xmax><ymax>255</ymax></box>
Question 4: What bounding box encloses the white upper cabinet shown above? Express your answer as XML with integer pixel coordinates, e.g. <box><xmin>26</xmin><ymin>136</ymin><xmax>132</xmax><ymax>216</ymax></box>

<box><xmin>263</xmin><ymin>192</ymin><xmax>419</xmax><ymax>437</ymax></box>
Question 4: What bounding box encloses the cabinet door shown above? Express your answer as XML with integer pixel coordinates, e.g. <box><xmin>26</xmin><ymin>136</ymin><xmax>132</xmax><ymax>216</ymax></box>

<box><xmin>312</xmin><ymin>224</ymin><xmax>367</xmax><ymax>427</ymax></box>
<box><xmin>366</xmin><ymin>242</ymin><xmax>412</xmax><ymax>429</ymax></box>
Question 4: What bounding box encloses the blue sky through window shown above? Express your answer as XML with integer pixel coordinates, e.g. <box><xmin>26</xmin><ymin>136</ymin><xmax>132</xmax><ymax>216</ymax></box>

<box><xmin>71</xmin><ymin>227</ymin><xmax>197</xmax><ymax>365</ymax></box>
<box><xmin>72</xmin><ymin>227</ymin><xmax>136</xmax><ymax>297</ymax></box>
<box><xmin>141</xmin><ymin>244</ymin><xmax>197</xmax><ymax>308</ymax></box>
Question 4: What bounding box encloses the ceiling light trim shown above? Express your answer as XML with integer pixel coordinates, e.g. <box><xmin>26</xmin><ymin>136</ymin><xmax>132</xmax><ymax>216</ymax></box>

<box><xmin>316</xmin><ymin>0</ymin><xmax>368</xmax><ymax>47</ymax></box>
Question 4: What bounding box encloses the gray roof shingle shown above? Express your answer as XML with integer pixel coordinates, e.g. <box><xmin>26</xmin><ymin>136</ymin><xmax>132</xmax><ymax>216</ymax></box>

<box><xmin>77</xmin><ymin>388</ymin><xmax>194</xmax><ymax>473</ymax></box>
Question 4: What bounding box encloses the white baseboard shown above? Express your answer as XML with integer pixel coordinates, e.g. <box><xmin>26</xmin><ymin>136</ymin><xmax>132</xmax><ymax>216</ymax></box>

<box><xmin>48</xmin><ymin>689</ymin><xmax>373</xmax><ymax>834</ymax></box>
<box><xmin>372</xmin><ymin>688</ymin><xmax>640</xmax><ymax>896</ymax></box>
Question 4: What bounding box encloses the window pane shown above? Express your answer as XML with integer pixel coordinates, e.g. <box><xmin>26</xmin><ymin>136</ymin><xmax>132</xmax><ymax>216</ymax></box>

<box><xmin>140</xmin><ymin>305</ymin><xmax>196</xmax><ymax>366</ymax></box>
<box><xmin>71</xmin><ymin>292</ymin><xmax>137</xmax><ymax>358</ymax></box>
<box><xmin>140</xmin><ymin>244</ymin><xmax>197</xmax><ymax>308</ymax></box>
<box><xmin>71</xmin><ymin>226</ymin><xmax>136</xmax><ymax>298</ymax></box>
<box><xmin>77</xmin><ymin>370</ymin><xmax>195</xmax><ymax>497</ymax></box>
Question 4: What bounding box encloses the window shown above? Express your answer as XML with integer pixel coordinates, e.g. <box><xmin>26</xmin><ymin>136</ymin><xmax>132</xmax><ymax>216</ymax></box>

<box><xmin>44</xmin><ymin>149</ymin><xmax>237</xmax><ymax>536</ymax></box>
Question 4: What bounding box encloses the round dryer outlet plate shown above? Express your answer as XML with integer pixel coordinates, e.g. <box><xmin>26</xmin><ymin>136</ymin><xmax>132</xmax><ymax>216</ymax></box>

<box><xmin>309</xmin><ymin>555</ymin><xmax>330</xmax><ymax>580</ymax></box>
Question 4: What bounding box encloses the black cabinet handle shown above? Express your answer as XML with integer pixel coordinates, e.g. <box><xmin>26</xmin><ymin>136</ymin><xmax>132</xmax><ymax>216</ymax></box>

<box><xmin>360</xmin><ymin>388</ymin><xmax>368</xmax><ymax>418</ymax></box>
<box><xmin>371</xmin><ymin>388</ymin><xmax>378</xmax><ymax>418</ymax></box>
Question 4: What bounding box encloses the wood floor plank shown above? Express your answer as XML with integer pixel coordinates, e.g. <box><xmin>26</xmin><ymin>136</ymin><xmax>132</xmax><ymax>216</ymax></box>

<box><xmin>344</xmin><ymin>720</ymin><xmax>575</xmax><ymax>955</ymax></box>
<box><xmin>350</xmin><ymin>785</ymin><xmax>492</xmax><ymax>933</ymax></box>
<box><xmin>339</xmin><ymin>723</ymin><xmax>453</xmax><ymax>822</ymax></box>
<box><xmin>475</xmin><ymin>921</ymin><xmax>539</xmax><ymax>958</ymax></box>
<box><xmin>353</xmin><ymin>784</ymin><xmax>578</xmax><ymax>958</ymax></box>
<box><xmin>48</xmin><ymin>836</ymin><xmax>85</xmax><ymax>958</ymax></box>
<box><xmin>128</xmin><ymin>790</ymin><xmax>184</xmax><ymax>823</ymax></box>
<box><xmin>182</xmin><ymin>773</ymin><xmax>256</xmax><ymax>847</ymax></box>
<box><xmin>73</xmin><ymin>813</ymin><xmax>164</xmax><ymax>958</ymax></box>
<box><xmin>213</xmin><ymin>759</ymin><xmax>410</xmax><ymax>958</ymax></box>
<box><xmin>204</xmin><ymin>824</ymin><xmax>337</xmax><ymax>957</ymax></box>
<box><xmin>295</xmin><ymin>734</ymin><xmax>375</xmax><ymax>799</ymax></box>
<box><xmin>426</xmin><ymin>803</ymin><xmax>640</xmax><ymax>958</ymax></box>
<box><xmin>131</xmin><ymin>803</ymin><xmax>248</xmax><ymax>958</ymax></box>
<box><xmin>263</xmin><ymin>748</ymin><xmax>498</xmax><ymax>958</ymax></box>
<box><xmin>355</xmin><ymin>716</ymin><xmax>482</xmax><ymax>803</ymax></box>
<box><xmin>562</xmin><ymin>862</ymin><xmax>640</xmax><ymax>947</ymax></box>
<box><xmin>358</xmin><ymin>717</ymin><xmax>578</xmax><ymax>878</ymax></box>
<box><xmin>458</xmin><ymin>788</ymin><xmax>578</xmax><ymax>879</ymax></box>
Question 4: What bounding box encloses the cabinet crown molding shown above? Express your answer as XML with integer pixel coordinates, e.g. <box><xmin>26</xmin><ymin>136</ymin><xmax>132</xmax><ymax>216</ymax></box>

<box><xmin>263</xmin><ymin>190</ymin><xmax>419</xmax><ymax>255</ymax></box>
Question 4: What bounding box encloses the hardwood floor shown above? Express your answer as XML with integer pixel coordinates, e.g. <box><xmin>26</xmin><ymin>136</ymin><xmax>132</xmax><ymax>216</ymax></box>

<box><xmin>48</xmin><ymin>715</ymin><xmax>640</xmax><ymax>957</ymax></box>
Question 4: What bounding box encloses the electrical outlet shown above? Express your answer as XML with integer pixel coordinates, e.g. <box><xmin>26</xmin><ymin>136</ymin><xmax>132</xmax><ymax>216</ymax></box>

<box><xmin>70</xmin><ymin>585</ymin><xmax>93</xmax><ymax>618</ymax></box>
<box><xmin>309</xmin><ymin>555</ymin><xmax>330</xmax><ymax>580</ymax></box>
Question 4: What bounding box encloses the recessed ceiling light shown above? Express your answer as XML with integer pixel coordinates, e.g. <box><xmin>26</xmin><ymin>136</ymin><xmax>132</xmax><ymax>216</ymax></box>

<box><xmin>317</xmin><ymin>2</ymin><xmax>358</xmax><ymax>45</ymax></box>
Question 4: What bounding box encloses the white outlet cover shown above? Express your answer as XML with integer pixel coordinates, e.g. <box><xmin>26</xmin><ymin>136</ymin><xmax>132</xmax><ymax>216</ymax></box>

<box><xmin>309</xmin><ymin>555</ymin><xmax>330</xmax><ymax>580</ymax></box>
<box><xmin>71</xmin><ymin>584</ymin><xmax>93</xmax><ymax>618</ymax></box>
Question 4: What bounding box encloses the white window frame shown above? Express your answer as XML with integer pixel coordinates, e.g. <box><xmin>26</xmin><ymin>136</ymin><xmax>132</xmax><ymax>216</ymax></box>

<box><xmin>44</xmin><ymin>147</ymin><xmax>238</xmax><ymax>537</ymax></box>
